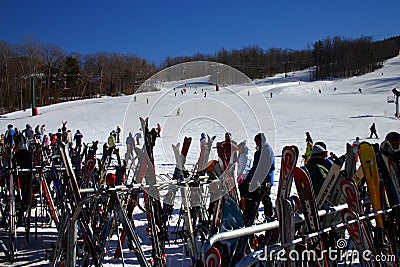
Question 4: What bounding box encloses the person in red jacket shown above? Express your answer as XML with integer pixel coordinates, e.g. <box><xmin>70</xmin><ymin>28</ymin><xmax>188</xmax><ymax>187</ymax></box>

<box><xmin>352</xmin><ymin>136</ymin><xmax>360</xmax><ymax>162</ymax></box>
<box><xmin>156</xmin><ymin>123</ymin><xmax>161</xmax><ymax>137</ymax></box>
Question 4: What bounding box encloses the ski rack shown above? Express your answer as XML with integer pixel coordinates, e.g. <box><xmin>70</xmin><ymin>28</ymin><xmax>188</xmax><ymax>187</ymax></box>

<box><xmin>202</xmin><ymin>203</ymin><xmax>400</xmax><ymax>262</ymax></box>
<box><xmin>67</xmin><ymin>185</ymin><xmax>150</xmax><ymax>267</ymax></box>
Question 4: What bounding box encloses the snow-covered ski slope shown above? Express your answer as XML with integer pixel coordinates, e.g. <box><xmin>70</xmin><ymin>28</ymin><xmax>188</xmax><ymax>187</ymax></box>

<box><xmin>0</xmin><ymin>52</ymin><xmax>400</xmax><ymax>266</ymax></box>
<box><xmin>2</xmin><ymin>53</ymin><xmax>399</xmax><ymax>169</ymax></box>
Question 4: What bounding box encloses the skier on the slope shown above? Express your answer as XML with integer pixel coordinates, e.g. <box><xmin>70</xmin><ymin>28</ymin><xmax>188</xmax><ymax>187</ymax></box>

<box><xmin>134</xmin><ymin>131</ymin><xmax>142</xmax><ymax>145</ymax></box>
<box><xmin>116</xmin><ymin>126</ymin><xmax>121</xmax><ymax>143</ymax></box>
<box><xmin>156</xmin><ymin>123</ymin><xmax>161</xmax><ymax>137</ymax></box>
<box><xmin>74</xmin><ymin>130</ymin><xmax>83</xmax><ymax>151</ymax></box>
<box><xmin>61</xmin><ymin>121</ymin><xmax>67</xmax><ymax>133</ymax></box>
<box><xmin>352</xmin><ymin>136</ymin><xmax>360</xmax><ymax>162</ymax></box>
<box><xmin>125</xmin><ymin>132</ymin><xmax>135</xmax><ymax>161</ymax></box>
<box><xmin>370</xmin><ymin>123</ymin><xmax>378</xmax><ymax>138</ymax></box>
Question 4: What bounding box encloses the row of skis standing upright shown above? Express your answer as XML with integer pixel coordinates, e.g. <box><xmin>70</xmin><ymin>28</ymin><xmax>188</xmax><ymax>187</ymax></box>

<box><xmin>269</xmin><ymin>140</ymin><xmax>400</xmax><ymax>266</ymax></box>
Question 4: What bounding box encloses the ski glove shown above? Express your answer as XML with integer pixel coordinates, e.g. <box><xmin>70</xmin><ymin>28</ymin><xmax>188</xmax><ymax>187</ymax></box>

<box><xmin>237</xmin><ymin>173</ymin><xmax>245</xmax><ymax>184</ymax></box>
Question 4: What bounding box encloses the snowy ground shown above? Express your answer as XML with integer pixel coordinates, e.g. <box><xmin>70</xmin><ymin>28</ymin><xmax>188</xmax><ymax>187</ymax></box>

<box><xmin>0</xmin><ymin>53</ymin><xmax>400</xmax><ymax>266</ymax></box>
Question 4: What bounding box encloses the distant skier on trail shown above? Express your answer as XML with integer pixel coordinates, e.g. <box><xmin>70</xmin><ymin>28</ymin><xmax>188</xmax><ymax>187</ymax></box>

<box><xmin>370</xmin><ymin>123</ymin><xmax>378</xmax><ymax>138</ymax></box>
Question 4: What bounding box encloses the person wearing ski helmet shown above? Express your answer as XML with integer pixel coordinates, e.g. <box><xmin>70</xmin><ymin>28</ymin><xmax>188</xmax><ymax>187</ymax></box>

<box><xmin>305</xmin><ymin>144</ymin><xmax>329</xmax><ymax>195</ymax></box>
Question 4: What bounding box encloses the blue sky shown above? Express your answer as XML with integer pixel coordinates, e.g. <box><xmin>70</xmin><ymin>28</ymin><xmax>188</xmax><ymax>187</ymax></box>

<box><xmin>1</xmin><ymin>0</ymin><xmax>399</xmax><ymax>65</ymax></box>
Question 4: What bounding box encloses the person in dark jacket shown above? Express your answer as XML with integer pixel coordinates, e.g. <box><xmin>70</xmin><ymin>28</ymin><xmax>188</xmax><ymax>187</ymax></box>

<box><xmin>233</xmin><ymin>133</ymin><xmax>275</xmax><ymax>263</ymax></box>
<box><xmin>370</xmin><ymin>123</ymin><xmax>378</xmax><ymax>138</ymax></box>
<box><xmin>306</xmin><ymin>132</ymin><xmax>313</xmax><ymax>144</ymax></box>
<box><xmin>74</xmin><ymin>130</ymin><xmax>83</xmax><ymax>151</ymax></box>
<box><xmin>4</xmin><ymin>124</ymin><xmax>15</xmax><ymax>147</ymax></box>
<box><xmin>116</xmin><ymin>126</ymin><xmax>121</xmax><ymax>143</ymax></box>
<box><xmin>305</xmin><ymin>144</ymin><xmax>329</xmax><ymax>195</ymax></box>
<box><xmin>242</xmin><ymin>133</ymin><xmax>275</xmax><ymax>223</ymax></box>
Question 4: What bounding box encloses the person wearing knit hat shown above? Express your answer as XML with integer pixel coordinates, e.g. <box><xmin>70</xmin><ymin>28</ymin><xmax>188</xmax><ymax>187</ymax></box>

<box><xmin>310</xmin><ymin>144</ymin><xmax>327</xmax><ymax>157</ymax></box>
<box><xmin>382</xmin><ymin>132</ymin><xmax>400</xmax><ymax>160</ymax></box>
<box><xmin>306</xmin><ymin>144</ymin><xmax>329</xmax><ymax>195</ymax></box>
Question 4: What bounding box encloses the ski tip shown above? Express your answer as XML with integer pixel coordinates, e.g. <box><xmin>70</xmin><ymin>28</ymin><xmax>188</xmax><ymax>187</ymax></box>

<box><xmin>204</xmin><ymin>247</ymin><xmax>222</xmax><ymax>267</ymax></box>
